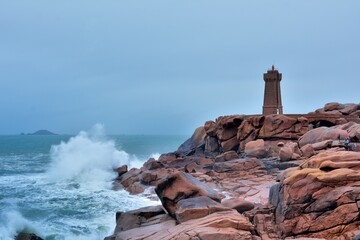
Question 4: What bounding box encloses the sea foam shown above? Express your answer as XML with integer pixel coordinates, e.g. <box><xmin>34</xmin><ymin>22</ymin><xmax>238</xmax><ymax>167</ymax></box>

<box><xmin>46</xmin><ymin>124</ymin><xmax>128</xmax><ymax>185</ymax></box>
<box><xmin>0</xmin><ymin>125</ymin><xmax>163</xmax><ymax>240</ymax></box>
<box><xmin>0</xmin><ymin>210</ymin><xmax>41</xmax><ymax>240</ymax></box>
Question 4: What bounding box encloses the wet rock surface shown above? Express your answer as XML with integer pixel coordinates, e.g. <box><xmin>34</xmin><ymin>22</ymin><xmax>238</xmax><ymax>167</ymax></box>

<box><xmin>15</xmin><ymin>233</ymin><xmax>44</xmax><ymax>240</ymax></box>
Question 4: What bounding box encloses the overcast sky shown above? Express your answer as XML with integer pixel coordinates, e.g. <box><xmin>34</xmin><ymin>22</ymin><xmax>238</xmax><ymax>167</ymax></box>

<box><xmin>0</xmin><ymin>1</ymin><xmax>359</xmax><ymax>135</ymax></box>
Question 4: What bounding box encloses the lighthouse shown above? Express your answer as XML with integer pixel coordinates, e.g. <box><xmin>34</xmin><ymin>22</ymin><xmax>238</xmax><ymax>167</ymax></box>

<box><xmin>262</xmin><ymin>65</ymin><xmax>283</xmax><ymax>115</ymax></box>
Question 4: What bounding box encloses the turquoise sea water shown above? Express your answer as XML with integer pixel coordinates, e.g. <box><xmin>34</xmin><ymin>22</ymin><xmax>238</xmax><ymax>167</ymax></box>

<box><xmin>0</xmin><ymin>126</ymin><xmax>187</xmax><ymax>240</ymax></box>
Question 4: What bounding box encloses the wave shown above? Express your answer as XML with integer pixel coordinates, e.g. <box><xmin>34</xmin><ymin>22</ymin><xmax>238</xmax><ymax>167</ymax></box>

<box><xmin>46</xmin><ymin>124</ymin><xmax>129</xmax><ymax>186</ymax></box>
<box><xmin>0</xmin><ymin>209</ymin><xmax>42</xmax><ymax>240</ymax></box>
<box><xmin>0</xmin><ymin>125</ymin><xmax>164</xmax><ymax>239</ymax></box>
<box><xmin>45</xmin><ymin>124</ymin><xmax>160</xmax><ymax>186</ymax></box>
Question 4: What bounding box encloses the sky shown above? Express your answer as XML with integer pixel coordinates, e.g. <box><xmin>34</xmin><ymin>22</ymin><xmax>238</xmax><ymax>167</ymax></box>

<box><xmin>0</xmin><ymin>1</ymin><xmax>359</xmax><ymax>135</ymax></box>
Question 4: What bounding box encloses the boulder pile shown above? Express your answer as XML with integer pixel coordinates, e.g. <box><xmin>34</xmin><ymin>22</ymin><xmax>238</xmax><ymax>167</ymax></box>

<box><xmin>313</xmin><ymin>102</ymin><xmax>360</xmax><ymax>116</ymax></box>
<box><xmin>270</xmin><ymin>149</ymin><xmax>360</xmax><ymax>239</ymax></box>
<box><xmin>107</xmin><ymin>102</ymin><xmax>360</xmax><ymax>240</ymax></box>
<box><xmin>106</xmin><ymin>172</ymin><xmax>259</xmax><ymax>240</ymax></box>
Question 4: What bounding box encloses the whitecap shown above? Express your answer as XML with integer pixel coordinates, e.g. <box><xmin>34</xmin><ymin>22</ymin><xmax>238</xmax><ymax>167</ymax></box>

<box><xmin>0</xmin><ymin>209</ymin><xmax>43</xmax><ymax>240</ymax></box>
<box><xmin>45</xmin><ymin>124</ymin><xmax>129</xmax><ymax>186</ymax></box>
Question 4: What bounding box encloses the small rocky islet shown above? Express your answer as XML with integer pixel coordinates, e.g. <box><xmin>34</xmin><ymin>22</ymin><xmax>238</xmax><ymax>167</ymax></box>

<box><xmin>107</xmin><ymin>102</ymin><xmax>360</xmax><ymax>240</ymax></box>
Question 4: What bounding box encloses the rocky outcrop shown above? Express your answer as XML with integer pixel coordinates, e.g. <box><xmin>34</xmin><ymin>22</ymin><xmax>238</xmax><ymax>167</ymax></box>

<box><xmin>109</xmin><ymin>103</ymin><xmax>360</xmax><ymax>240</ymax></box>
<box><xmin>244</xmin><ymin>139</ymin><xmax>271</xmax><ymax>158</ymax></box>
<box><xmin>114</xmin><ymin>165</ymin><xmax>128</xmax><ymax>177</ymax></box>
<box><xmin>108</xmin><ymin>163</ymin><xmax>261</xmax><ymax>240</ymax></box>
<box><xmin>295</xmin><ymin>122</ymin><xmax>360</xmax><ymax>157</ymax></box>
<box><xmin>177</xmin><ymin>126</ymin><xmax>206</xmax><ymax>155</ymax></box>
<box><xmin>175</xmin><ymin>196</ymin><xmax>229</xmax><ymax>223</ymax></box>
<box><xmin>15</xmin><ymin>233</ymin><xmax>44</xmax><ymax>240</ymax></box>
<box><xmin>298</xmin><ymin>126</ymin><xmax>348</xmax><ymax>148</ymax></box>
<box><xmin>238</xmin><ymin>115</ymin><xmax>309</xmax><ymax>151</ymax></box>
<box><xmin>109</xmin><ymin>151</ymin><xmax>278</xmax><ymax>239</ymax></box>
<box><xmin>112</xmin><ymin>205</ymin><xmax>167</xmax><ymax>233</ymax></box>
<box><xmin>107</xmin><ymin>210</ymin><xmax>256</xmax><ymax>240</ymax></box>
<box><xmin>155</xmin><ymin>172</ymin><xmax>224</xmax><ymax>216</ymax></box>
<box><xmin>176</xmin><ymin>103</ymin><xmax>360</xmax><ymax>159</ymax></box>
<box><xmin>116</xmin><ymin>146</ymin><xmax>268</xmax><ymax>195</ymax></box>
<box><xmin>178</xmin><ymin>114</ymin><xmax>310</xmax><ymax>158</ymax></box>
<box><xmin>314</xmin><ymin>102</ymin><xmax>360</xmax><ymax>116</ymax></box>
<box><xmin>179</xmin><ymin>115</ymin><xmax>245</xmax><ymax>157</ymax></box>
<box><xmin>270</xmin><ymin>149</ymin><xmax>360</xmax><ymax>239</ymax></box>
<box><xmin>258</xmin><ymin>115</ymin><xmax>309</xmax><ymax>139</ymax></box>
<box><xmin>335</xmin><ymin>122</ymin><xmax>360</xmax><ymax>142</ymax></box>
<box><xmin>279</xmin><ymin>142</ymin><xmax>301</xmax><ymax>161</ymax></box>
<box><xmin>300</xmin><ymin>149</ymin><xmax>360</xmax><ymax>170</ymax></box>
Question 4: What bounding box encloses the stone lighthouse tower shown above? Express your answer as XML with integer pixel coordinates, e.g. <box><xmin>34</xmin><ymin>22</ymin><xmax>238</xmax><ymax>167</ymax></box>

<box><xmin>262</xmin><ymin>65</ymin><xmax>283</xmax><ymax>115</ymax></box>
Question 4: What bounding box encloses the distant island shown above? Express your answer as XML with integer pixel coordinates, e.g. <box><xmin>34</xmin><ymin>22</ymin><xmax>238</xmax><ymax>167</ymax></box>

<box><xmin>23</xmin><ymin>130</ymin><xmax>58</xmax><ymax>135</ymax></box>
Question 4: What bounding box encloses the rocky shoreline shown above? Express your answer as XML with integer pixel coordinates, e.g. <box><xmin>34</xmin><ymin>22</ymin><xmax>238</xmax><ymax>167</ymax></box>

<box><xmin>106</xmin><ymin>102</ymin><xmax>360</xmax><ymax>240</ymax></box>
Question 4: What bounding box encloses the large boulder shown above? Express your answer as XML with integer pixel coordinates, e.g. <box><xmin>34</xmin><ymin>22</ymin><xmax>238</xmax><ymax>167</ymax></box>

<box><xmin>177</xmin><ymin>127</ymin><xmax>206</xmax><ymax>154</ymax></box>
<box><xmin>114</xmin><ymin>205</ymin><xmax>167</xmax><ymax>232</ymax></box>
<box><xmin>300</xmin><ymin>149</ymin><xmax>360</xmax><ymax>170</ymax></box>
<box><xmin>117</xmin><ymin>164</ymin><xmax>180</xmax><ymax>194</ymax></box>
<box><xmin>314</xmin><ymin>102</ymin><xmax>360</xmax><ymax>116</ymax></box>
<box><xmin>15</xmin><ymin>233</ymin><xmax>43</xmax><ymax>240</ymax></box>
<box><xmin>155</xmin><ymin>172</ymin><xmax>224</xmax><ymax>216</ymax></box>
<box><xmin>237</xmin><ymin>115</ymin><xmax>308</xmax><ymax>151</ymax></box>
<box><xmin>300</xmin><ymin>144</ymin><xmax>316</xmax><ymax>158</ymax></box>
<box><xmin>204</xmin><ymin>120</ymin><xmax>217</xmax><ymax>137</ymax></box>
<box><xmin>215</xmin><ymin>115</ymin><xmax>245</xmax><ymax>141</ymax></box>
<box><xmin>279</xmin><ymin>145</ymin><xmax>293</xmax><ymax>161</ymax></box>
<box><xmin>279</xmin><ymin>142</ymin><xmax>301</xmax><ymax>161</ymax></box>
<box><xmin>298</xmin><ymin>126</ymin><xmax>348</xmax><ymax>148</ymax></box>
<box><xmin>142</xmin><ymin>158</ymin><xmax>165</xmax><ymax>170</ymax></box>
<box><xmin>109</xmin><ymin>210</ymin><xmax>255</xmax><ymax>240</ymax></box>
<box><xmin>220</xmin><ymin>135</ymin><xmax>239</xmax><ymax>152</ymax></box>
<box><xmin>117</xmin><ymin>168</ymin><xmax>141</xmax><ymax>188</ymax></box>
<box><xmin>114</xmin><ymin>164</ymin><xmax>128</xmax><ymax>177</ymax></box>
<box><xmin>270</xmin><ymin>149</ymin><xmax>360</xmax><ymax>239</ymax></box>
<box><xmin>237</xmin><ymin>116</ymin><xmax>265</xmax><ymax>151</ymax></box>
<box><xmin>258</xmin><ymin>115</ymin><xmax>309</xmax><ymax>139</ymax></box>
<box><xmin>202</xmin><ymin>115</ymin><xmax>245</xmax><ymax>156</ymax></box>
<box><xmin>244</xmin><ymin>139</ymin><xmax>269</xmax><ymax>158</ymax></box>
<box><xmin>340</xmin><ymin>104</ymin><xmax>358</xmax><ymax>115</ymax></box>
<box><xmin>324</xmin><ymin>102</ymin><xmax>345</xmax><ymax>112</ymax></box>
<box><xmin>175</xmin><ymin>196</ymin><xmax>229</xmax><ymax>223</ymax></box>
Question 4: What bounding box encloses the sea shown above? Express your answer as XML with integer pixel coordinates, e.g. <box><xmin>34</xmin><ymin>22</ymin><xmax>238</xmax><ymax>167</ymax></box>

<box><xmin>0</xmin><ymin>124</ymin><xmax>188</xmax><ymax>240</ymax></box>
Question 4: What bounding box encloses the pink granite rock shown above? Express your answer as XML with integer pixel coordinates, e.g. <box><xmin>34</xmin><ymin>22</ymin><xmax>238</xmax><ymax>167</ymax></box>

<box><xmin>175</xmin><ymin>196</ymin><xmax>229</xmax><ymax>223</ymax></box>
<box><xmin>155</xmin><ymin>172</ymin><xmax>224</xmax><ymax>216</ymax></box>
<box><xmin>109</xmin><ymin>210</ymin><xmax>255</xmax><ymax>240</ymax></box>
<box><xmin>214</xmin><ymin>150</ymin><xmax>239</xmax><ymax>162</ymax></box>
<box><xmin>114</xmin><ymin>165</ymin><xmax>128</xmax><ymax>177</ymax></box>
<box><xmin>221</xmin><ymin>198</ymin><xmax>255</xmax><ymax>213</ymax></box>
<box><xmin>245</xmin><ymin>139</ymin><xmax>270</xmax><ymax>158</ymax></box>
<box><xmin>298</xmin><ymin>127</ymin><xmax>348</xmax><ymax>148</ymax></box>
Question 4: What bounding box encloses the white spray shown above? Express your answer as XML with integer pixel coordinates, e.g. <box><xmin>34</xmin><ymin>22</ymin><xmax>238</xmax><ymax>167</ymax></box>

<box><xmin>46</xmin><ymin>124</ymin><xmax>128</xmax><ymax>186</ymax></box>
